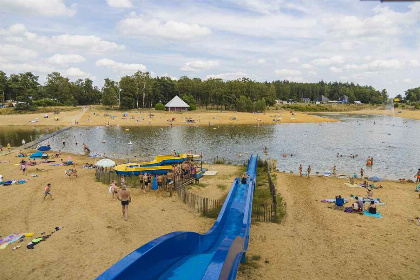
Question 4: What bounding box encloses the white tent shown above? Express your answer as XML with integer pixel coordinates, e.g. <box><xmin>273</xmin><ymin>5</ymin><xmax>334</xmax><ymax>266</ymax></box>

<box><xmin>165</xmin><ymin>96</ymin><xmax>190</xmax><ymax>111</ymax></box>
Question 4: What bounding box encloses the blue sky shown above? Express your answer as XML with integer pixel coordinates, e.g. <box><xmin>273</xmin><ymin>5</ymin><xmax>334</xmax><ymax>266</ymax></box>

<box><xmin>0</xmin><ymin>0</ymin><xmax>419</xmax><ymax>97</ymax></box>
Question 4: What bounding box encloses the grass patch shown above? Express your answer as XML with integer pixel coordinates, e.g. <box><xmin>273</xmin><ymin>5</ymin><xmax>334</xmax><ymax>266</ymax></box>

<box><xmin>238</xmin><ymin>254</ymin><xmax>261</xmax><ymax>274</ymax></box>
<box><xmin>217</xmin><ymin>184</ymin><xmax>227</xmax><ymax>190</ymax></box>
<box><xmin>195</xmin><ymin>182</ymin><xmax>208</xmax><ymax>188</ymax></box>
<box><xmin>251</xmin><ymin>255</ymin><xmax>261</xmax><ymax>261</ymax></box>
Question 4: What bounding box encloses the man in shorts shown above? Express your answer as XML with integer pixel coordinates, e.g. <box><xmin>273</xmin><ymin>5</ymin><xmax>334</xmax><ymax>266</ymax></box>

<box><xmin>118</xmin><ymin>185</ymin><xmax>131</xmax><ymax>221</ymax></box>
<box><xmin>44</xmin><ymin>183</ymin><xmax>53</xmax><ymax>200</ymax></box>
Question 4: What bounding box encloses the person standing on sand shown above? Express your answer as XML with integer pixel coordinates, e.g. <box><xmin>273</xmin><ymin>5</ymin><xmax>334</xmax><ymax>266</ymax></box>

<box><xmin>307</xmin><ymin>165</ymin><xmax>311</xmax><ymax>178</ymax></box>
<box><xmin>44</xmin><ymin>183</ymin><xmax>53</xmax><ymax>200</ymax></box>
<box><xmin>111</xmin><ymin>181</ymin><xmax>119</xmax><ymax>200</ymax></box>
<box><xmin>118</xmin><ymin>185</ymin><xmax>131</xmax><ymax>221</ymax></box>
<box><xmin>299</xmin><ymin>165</ymin><xmax>303</xmax><ymax>176</ymax></box>
<box><xmin>415</xmin><ymin>169</ymin><xmax>420</xmax><ymax>183</ymax></box>
<box><xmin>7</xmin><ymin>143</ymin><xmax>11</xmax><ymax>151</ymax></box>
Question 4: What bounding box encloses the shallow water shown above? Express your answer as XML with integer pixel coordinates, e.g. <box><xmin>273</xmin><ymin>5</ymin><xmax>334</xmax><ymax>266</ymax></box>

<box><xmin>3</xmin><ymin>114</ymin><xmax>419</xmax><ymax>179</ymax></box>
<box><xmin>0</xmin><ymin>126</ymin><xmax>59</xmax><ymax>147</ymax></box>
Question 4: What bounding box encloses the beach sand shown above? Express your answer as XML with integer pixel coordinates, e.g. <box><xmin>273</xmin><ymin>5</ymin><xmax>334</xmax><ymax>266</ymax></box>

<box><xmin>0</xmin><ymin>150</ymin><xmax>213</xmax><ymax>280</ymax></box>
<box><xmin>342</xmin><ymin>109</ymin><xmax>420</xmax><ymax>120</ymax></box>
<box><xmin>237</xmin><ymin>173</ymin><xmax>420</xmax><ymax>280</ymax></box>
<box><xmin>0</xmin><ymin>106</ymin><xmax>337</xmax><ymax>127</ymax></box>
<box><xmin>1</xmin><ymin>148</ymin><xmax>419</xmax><ymax>280</ymax></box>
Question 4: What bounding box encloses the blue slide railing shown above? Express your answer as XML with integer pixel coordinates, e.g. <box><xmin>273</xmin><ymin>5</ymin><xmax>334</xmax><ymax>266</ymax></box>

<box><xmin>96</xmin><ymin>155</ymin><xmax>258</xmax><ymax>280</ymax></box>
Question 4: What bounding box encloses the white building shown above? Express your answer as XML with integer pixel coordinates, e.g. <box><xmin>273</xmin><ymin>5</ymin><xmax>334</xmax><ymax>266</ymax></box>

<box><xmin>165</xmin><ymin>96</ymin><xmax>190</xmax><ymax>111</ymax></box>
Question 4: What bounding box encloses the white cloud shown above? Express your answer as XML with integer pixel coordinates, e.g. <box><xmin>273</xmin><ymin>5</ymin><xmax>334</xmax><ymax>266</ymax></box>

<box><xmin>0</xmin><ymin>62</ymin><xmax>53</xmax><ymax>74</ymax></box>
<box><xmin>0</xmin><ymin>0</ymin><xmax>76</xmax><ymax>17</ymax></box>
<box><xmin>344</xmin><ymin>59</ymin><xmax>404</xmax><ymax>71</ymax></box>
<box><xmin>287</xmin><ymin>57</ymin><xmax>299</xmax><ymax>63</ymax></box>
<box><xmin>96</xmin><ymin>58</ymin><xmax>146</xmax><ymax>73</ymax></box>
<box><xmin>64</xmin><ymin>67</ymin><xmax>94</xmax><ymax>79</ymax></box>
<box><xmin>408</xmin><ymin>60</ymin><xmax>420</xmax><ymax>67</ymax></box>
<box><xmin>0</xmin><ymin>45</ymin><xmax>38</xmax><ymax>62</ymax></box>
<box><xmin>308</xmin><ymin>71</ymin><xmax>317</xmax><ymax>76</ymax></box>
<box><xmin>106</xmin><ymin>0</ymin><xmax>133</xmax><ymax>8</ymax></box>
<box><xmin>0</xmin><ymin>24</ymin><xmax>37</xmax><ymax>41</ymax></box>
<box><xmin>275</xmin><ymin>69</ymin><xmax>302</xmax><ymax>76</ymax></box>
<box><xmin>312</xmin><ymin>56</ymin><xmax>345</xmax><ymax>66</ymax></box>
<box><xmin>301</xmin><ymin>63</ymin><xmax>313</xmax><ymax>69</ymax></box>
<box><xmin>118</xmin><ymin>13</ymin><xmax>212</xmax><ymax>40</ymax></box>
<box><xmin>283</xmin><ymin>76</ymin><xmax>303</xmax><ymax>82</ymax></box>
<box><xmin>47</xmin><ymin>54</ymin><xmax>86</xmax><ymax>65</ymax></box>
<box><xmin>330</xmin><ymin>66</ymin><xmax>342</xmax><ymax>73</ymax></box>
<box><xmin>180</xmin><ymin>60</ymin><xmax>219</xmax><ymax>72</ymax></box>
<box><xmin>403</xmin><ymin>78</ymin><xmax>412</xmax><ymax>83</ymax></box>
<box><xmin>257</xmin><ymin>58</ymin><xmax>266</xmax><ymax>64</ymax></box>
<box><xmin>231</xmin><ymin>0</ymin><xmax>283</xmax><ymax>14</ymax></box>
<box><xmin>161</xmin><ymin>73</ymin><xmax>178</xmax><ymax>81</ymax></box>
<box><xmin>46</xmin><ymin>34</ymin><xmax>125</xmax><ymax>54</ymax></box>
<box><xmin>205</xmin><ymin>72</ymin><xmax>249</xmax><ymax>80</ymax></box>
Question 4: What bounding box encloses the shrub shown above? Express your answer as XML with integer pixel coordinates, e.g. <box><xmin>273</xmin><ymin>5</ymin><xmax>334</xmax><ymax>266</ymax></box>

<box><xmin>415</xmin><ymin>103</ymin><xmax>420</xmax><ymax>110</ymax></box>
<box><xmin>155</xmin><ymin>103</ymin><xmax>165</xmax><ymax>110</ymax></box>
<box><xmin>14</xmin><ymin>103</ymin><xmax>37</xmax><ymax>111</ymax></box>
<box><xmin>33</xmin><ymin>98</ymin><xmax>62</xmax><ymax>107</ymax></box>
<box><xmin>394</xmin><ymin>103</ymin><xmax>399</xmax><ymax>108</ymax></box>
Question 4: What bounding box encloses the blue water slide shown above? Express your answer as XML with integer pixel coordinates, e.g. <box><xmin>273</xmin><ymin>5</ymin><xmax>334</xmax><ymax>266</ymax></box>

<box><xmin>96</xmin><ymin>155</ymin><xmax>258</xmax><ymax>280</ymax></box>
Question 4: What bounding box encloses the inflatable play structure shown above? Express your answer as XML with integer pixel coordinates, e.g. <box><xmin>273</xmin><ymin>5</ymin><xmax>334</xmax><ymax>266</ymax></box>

<box><xmin>114</xmin><ymin>154</ymin><xmax>199</xmax><ymax>176</ymax></box>
<box><xmin>96</xmin><ymin>155</ymin><xmax>258</xmax><ymax>280</ymax></box>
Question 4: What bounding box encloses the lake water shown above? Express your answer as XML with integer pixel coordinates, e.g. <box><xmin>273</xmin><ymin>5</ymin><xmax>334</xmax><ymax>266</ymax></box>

<box><xmin>3</xmin><ymin>114</ymin><xmax>419</xmax><ymax>180</ymax></box>
<box><xmin>0</xmin><ymin>126</ymin><xmax>59</xmax><ymax>147</ymax></box>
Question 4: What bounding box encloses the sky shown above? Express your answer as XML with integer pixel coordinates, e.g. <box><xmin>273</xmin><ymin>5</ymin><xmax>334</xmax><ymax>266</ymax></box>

<box><xmin>0</xmin><ymin>0</ymin><xmax>419</xmax><ymax>97</ymax></box>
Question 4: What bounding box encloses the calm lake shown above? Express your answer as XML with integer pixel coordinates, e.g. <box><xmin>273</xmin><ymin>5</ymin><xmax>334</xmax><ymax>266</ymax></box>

<box><xmin>2</xmin><ymin>114</ymin><xmax>419</xmax><ymax>180</ymax></box>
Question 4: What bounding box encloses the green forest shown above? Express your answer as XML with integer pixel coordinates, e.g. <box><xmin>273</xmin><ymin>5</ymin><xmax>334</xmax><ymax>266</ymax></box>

<box><xmin>0</xmin><ymin>70</ymin><xmax>418</xmax><ymax>112</ymax></box>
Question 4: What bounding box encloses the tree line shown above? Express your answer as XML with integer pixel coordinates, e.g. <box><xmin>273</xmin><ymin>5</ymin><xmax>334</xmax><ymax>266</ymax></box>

<box><xmin>1</xmin><ymin>70</ymin><xmax>416</xmax><ymax>112</ymax></box>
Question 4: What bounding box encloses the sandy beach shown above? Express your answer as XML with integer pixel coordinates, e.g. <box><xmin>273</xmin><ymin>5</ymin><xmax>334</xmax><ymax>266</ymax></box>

<box><xmin>0</xmin><ymin>150</ymin><xmax>213</xmax><ymax>280</ymax></box>
<box><xmin>1</xmin><ymin>149</ymin><xmax>419</xmax><ymax>279</ymax></box>
<box><xmin>341</xmin><ymin>109</ymin><xmax>420</xmax><ymax>120</ymax></box>
<box><xmin>238</xmin><ymin>173</ymin><xmax>420</xmax><ymax>280</ymax></box>
<box><xmin>0</xmin><ymin>107</ymin><xmax>337</xmax><ymax>127</ymax></box>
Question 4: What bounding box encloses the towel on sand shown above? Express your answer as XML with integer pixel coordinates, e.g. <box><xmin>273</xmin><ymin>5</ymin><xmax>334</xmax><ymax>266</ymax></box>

<box><xmin>363</xmin><ymin>210</ymin><xmax>382</xmax><ymax>218</ymax></box>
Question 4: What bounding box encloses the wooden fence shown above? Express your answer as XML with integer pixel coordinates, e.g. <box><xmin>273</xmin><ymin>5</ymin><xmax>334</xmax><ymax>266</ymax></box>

<box><xmin>266</xmin><ymin>161</ymin><xmax>278</xmax><ymax>222</ymax></box>
<box><xmin>252</xmin><ymin>203</ymin><xmax>277</xmax><ymax>222</ymax></box>
<box><xmin>176</xmin><ymin>186</ymin><xmax>223</xmax><ymax>216</ymax></box>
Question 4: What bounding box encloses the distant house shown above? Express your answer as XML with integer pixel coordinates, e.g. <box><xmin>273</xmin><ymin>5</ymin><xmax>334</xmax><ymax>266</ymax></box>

<box><xmin>338</xmin><ymin>95</ymin><xmax>349</xmax><ymax>104</ymax></box>
<box><xmin>165</xmin><ymin>96</ymin><xmax>190</xmax><ymax>111</ymax></box>
<box><xmin>315</xmin><ymin>95</ymin><xmax>330</xmax><ymax>104</ymax></box>
<box><xmin>302</xmin><ymin>98</ymin><xmax>311</xmax><ymax>104</ymax></box>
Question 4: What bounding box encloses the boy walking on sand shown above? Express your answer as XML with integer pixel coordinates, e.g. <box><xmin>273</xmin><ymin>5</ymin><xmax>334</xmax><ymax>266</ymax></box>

<box><xmin>118</xmin><ymin>185</ymin><xmax>131</xmax><ymax>221</ymax></box>
<box><xmin>44</xmin><ymin>183</ymin><xmax>53</xmax><ymax>200</ymax></box>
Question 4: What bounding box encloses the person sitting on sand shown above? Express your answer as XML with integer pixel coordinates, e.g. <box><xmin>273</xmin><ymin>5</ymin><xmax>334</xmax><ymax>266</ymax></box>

<box><xmin>241</xmin><ymin>173</ymin><xmax>249</xmax><ymax>184</ymax></box>
<box><xmin>368</xmin><ymin>200</ymin><xmax>376</xmax><ymax>214</ymax></box>
<box><xmin>361</xmin><ymin>181</ymin><xmax>369</xmax><ymax>188</ymax></box>
<box><xmin>353</xmin><ymin>196</ymin><xmax>364</xmax><ymax>212</ymax></box>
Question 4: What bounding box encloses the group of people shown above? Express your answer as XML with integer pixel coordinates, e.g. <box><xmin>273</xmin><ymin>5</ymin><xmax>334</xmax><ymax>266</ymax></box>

<box><xmin>299</xmin><ymin>164</ymin><xmax>311</xmax><ymax>177</ymax></box>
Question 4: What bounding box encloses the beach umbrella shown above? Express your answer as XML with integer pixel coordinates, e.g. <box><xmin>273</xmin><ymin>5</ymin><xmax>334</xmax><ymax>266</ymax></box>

<box><xmin>96</xmin><ymin>159</ymin><xmax>116</xmax><ymax>168</ymax></box>
<box><xmin>38</xmin><ymin>146</ymin><xmax>51</xmax><ymax>151</ymax></box>
<box><xmin>368</xmin><ymin>176</ymin><xmax>383</xmax><ymax>182</ymax></box>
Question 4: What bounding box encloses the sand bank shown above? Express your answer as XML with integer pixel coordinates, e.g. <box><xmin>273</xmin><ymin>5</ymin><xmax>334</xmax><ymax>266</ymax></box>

<box><xmin>0</xmin><ymin>107</ymin><xmax>337</xmax><ymax>127</ymax></box>
<box><xmin>339</xmin><ymin>109</ymin><xmax>420</xmax><ymax>120</ymax></box>
<box><xmin>237</xmin><ymin>173</ymin><xmax>420</xmax><ymax>280</ymax></box>
<box><xmin>0</xmin><ymin>150</ymin><xmax>214</xmax><ymax>280</ymax></box>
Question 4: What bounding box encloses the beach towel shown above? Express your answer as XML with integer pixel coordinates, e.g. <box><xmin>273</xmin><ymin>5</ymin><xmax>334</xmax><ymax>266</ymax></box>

<box><xmin>363</xmin><ymin>210</ymin><xmax>382</xmax><ymax>218</ymax></box>
<box><xmin>204</xmin><ymin>171</ymin><xmax>218</xmax><ymax>176</ymax></box>
<box><xmin>345</xmin><ymin>183</ymin><xmax>360</xmax><ymax>188</ymax></box>
<box><xmin>322</xmin><ymin>198</ymin><xmax>348</xmax><ymax>203</ymax></box>
<box><xmin>0</xmin><ymin>233</ymin><xmax>24</xmax><ymax>249</ymax></box>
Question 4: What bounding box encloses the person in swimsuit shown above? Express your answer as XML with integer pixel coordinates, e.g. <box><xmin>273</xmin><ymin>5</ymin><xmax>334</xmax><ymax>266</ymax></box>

<box><xmin>157</xmin><ymin>175</ymin><xmax>163</xmax><ymax>188</ymax></box>
<box><xmin>118</xmin><ymin>185</ymin><xmax>131</xmax><ymax>221</ymax></box>
<box><xmin>299</xmin><ymin>164</ymin><xmax>303</xmax><ymax>177</ymax></box>
<box><xmin>111</xmin><ymin>181</ymin><xmax>118</xmax><ymax>199</ymax></box>
<box><xmin>307</xmin><ymin>165</ymin><xmax>311</xmax><ymax>178</ymax></box>
<box><xmin>44</xmin><ymin>183</ymin><xmax>53</xmax><ymax>200</ymax></box>
<box><xmin>143</xmin><ymin>173</ymin><xmax>149</xmax><ymax>191</ymax></box>
<box><xmin>332</xmin><ymin>165</ymin><xmax>336</xmax><ymax>176</ymax></box>
<box><xmin>360</xmin><ymin>168</ymin><xmax>364</xmax><ymax>178</ymax></box>
<box><xmin>415</xmin><ymin>169</ymin><xmax>420</xmax><ymax>183</ymax></box>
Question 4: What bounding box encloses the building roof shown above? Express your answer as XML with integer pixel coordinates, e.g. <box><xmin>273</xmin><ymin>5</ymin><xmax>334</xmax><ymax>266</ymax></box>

<box><xmin>315</xmin><ymin>95</ymin><xmax>329</xmax><ymax>102</ymax></box>
<box><xmin>165</xmin><ymin>96</ymin><xmax>190</xmax><ymax>108</ymax></box>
